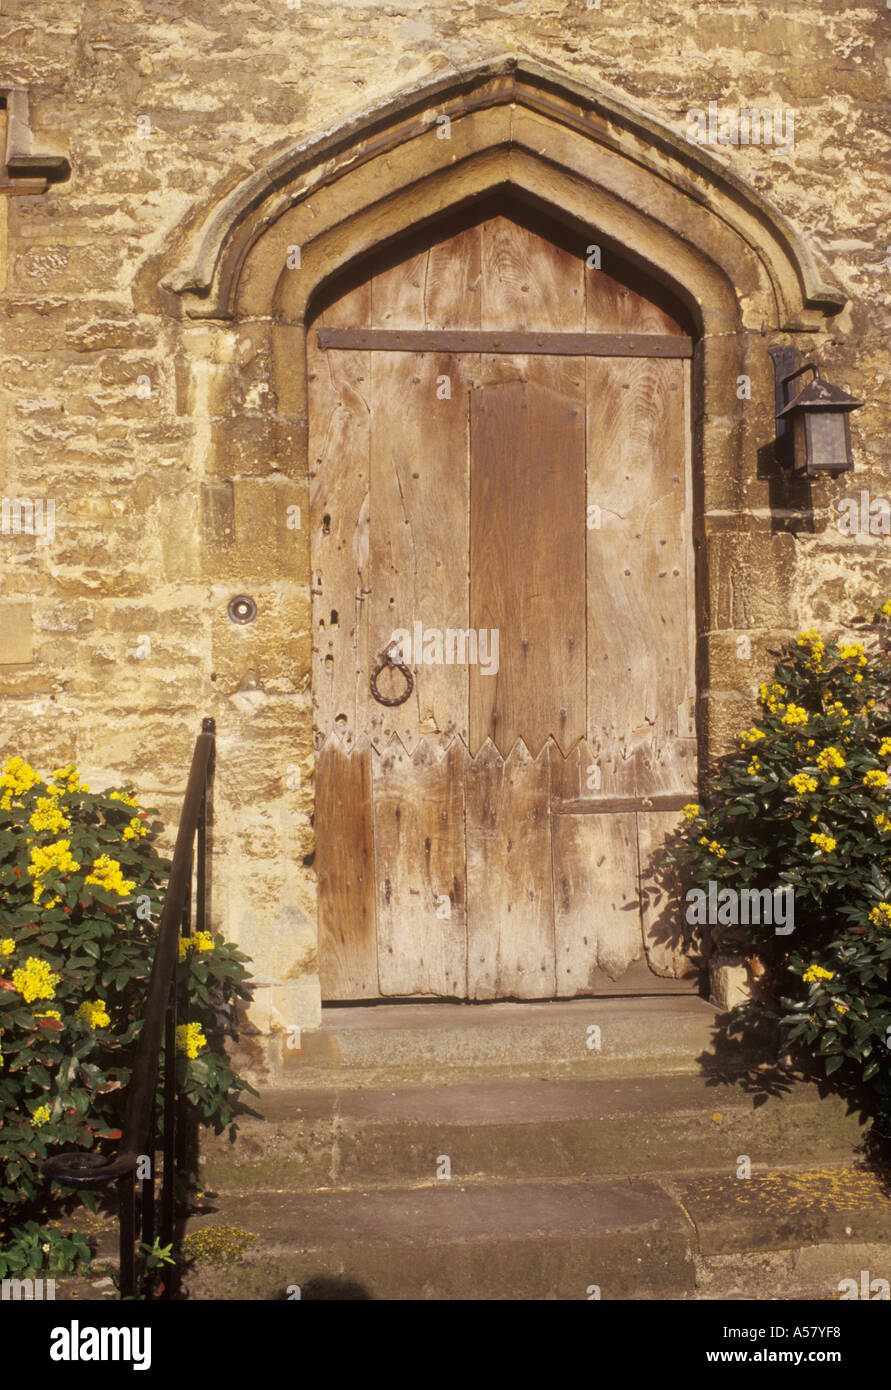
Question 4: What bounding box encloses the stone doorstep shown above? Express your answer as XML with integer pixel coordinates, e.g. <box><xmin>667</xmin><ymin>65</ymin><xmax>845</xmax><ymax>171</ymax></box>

<box><xmin>178</xmin><ymin>1164</ymin><xmax>891</xmax><ymax>1302</ymax></box>
<box><xmin>198</xmin><ymin>1073</ymin><xmax>869</xmax><ymax>1190</ymax></box>
<box><xmin>258</xmin><ymin>995</ymin><xmax>772</xmax><ymax>1087</ymax></box>
<box><xmin>182</xmin><ymin>1177</ymin><xmax>694</xmax><ymax>1301</ymax></box>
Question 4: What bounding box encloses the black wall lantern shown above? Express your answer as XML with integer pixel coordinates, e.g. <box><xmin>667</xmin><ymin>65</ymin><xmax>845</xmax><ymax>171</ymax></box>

<box><xmin>769</xmin><ymin>347</ymin><xmax>863</xmax><ymax>477</ymax></box>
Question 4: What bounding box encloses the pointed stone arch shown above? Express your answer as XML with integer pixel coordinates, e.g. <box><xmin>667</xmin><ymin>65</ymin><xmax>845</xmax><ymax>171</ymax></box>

<box><xmin>161</xmin><ymin>55</ymin><xmax>844</xmax><ymax>333</ymax></box>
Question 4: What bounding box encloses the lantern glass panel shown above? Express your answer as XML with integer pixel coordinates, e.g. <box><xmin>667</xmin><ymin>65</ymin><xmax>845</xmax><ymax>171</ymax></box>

<box><xmin>806</xmin><ymin>411</ymin><xmax>848</xmax><ymax>471</ymax></box>
<box><xmin>792</xmin><ymin>413</ymin><xmax>807</xmax><ymax>473</ymax></box>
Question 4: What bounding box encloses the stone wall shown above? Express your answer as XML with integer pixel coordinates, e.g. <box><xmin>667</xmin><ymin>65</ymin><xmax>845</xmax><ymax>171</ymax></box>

<box><xmin>1</xmin><ymin>1</ymin><xmax>890</xmax><ymax>1069</ymax></box>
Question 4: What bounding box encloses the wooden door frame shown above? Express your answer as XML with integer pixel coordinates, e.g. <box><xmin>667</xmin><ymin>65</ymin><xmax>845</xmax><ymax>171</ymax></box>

<box><xmin>158</xmin><ymin>56</ymin><xmax>848</xmax><ymax>1016</ymax></box>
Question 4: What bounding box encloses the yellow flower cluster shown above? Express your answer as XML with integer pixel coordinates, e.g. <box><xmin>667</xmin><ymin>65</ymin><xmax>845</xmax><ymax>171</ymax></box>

<box><xmin>816</xmin><ymin>746</ymin><xmax>845</xmax><ymax>772</ymax></box>
<box><xmin>0</xmin><ymin>939</ymin><xmax>14</xmax><ymax>957</ymax></box>
<box><xmin>109</xmin><ymin>791</ymin><xmax>138</xmax><ymax>808</ymax></box>
<box><xmin>28</xmin><ymin>838</ymin><xmax>80</xmax><ymax>905</ymax></box>
<box><xmin>747</xmin><ymin>756</ymin><xmax>761</xmax><ymax>777</ymax></box>
<box><xmin>178</xmin><ymin>931</ymin><xmax>215</xmax><ymax>961</ymax></box>
<box><xmin>76</xmin><ymin>999</ymin><xmax>111</xmax><ymax>1029</ymax></box>
<box><xmin>35</xmin><ymin>1010</ymin><xmax>61</xmax><ymax>1024</ymax></box>
<box><xmin>0</xmin><ymin>757</ymin><xmax>41</xmax><ymax>811</ymax></box>
<box><xmin>875</xmin><ymin>812</ymin><xmax>891</xmax><ymax>835</ymax></box>
<box><xmin>869</xmin><ymin>904</ymin><xmax>891</xmax><ymax>928</ymax></box>
<box><xmin>175</xmin><ymin>1022</ymin><xmax>207</xmax><ymax>1059</ymax></box>
<box><xmin>879</xmin><ymin>739</ymin><xmax>891</xmax><ymax>758</ymax></box>
<box><xmin>863</xmin><ymin>770</ymin><xmax>888</xmax><ymax>791</ymax></box>
<box><xmin>833</xmin><ymin>1001</ymin><xmax>850</xmax><ymax>1015</ymax></box>
<box><xmin>810</xmin><ymin>832</ymin><xmax>837</xmax><ymax>854</ymax></box>
<box><xmin>838</xmin><ymin>642</ymin><xmax>867</xmax><ymax>667</ymax></box>
<box><xmin>759</xmin><ymin>682</ymin><xmax>786</xmax><ymax>715</ymax></box>
<box><xmin>122</xmin><ymin>816</ymin><xmax>148</xmax><ymax>842</ymax></box>
<box><xmin>883</xmin><ymin>601</ymin><xmax>891</xmax><ymax>617</ymax></box>
<box><xmin>738</xmin><ymin>727</ymin><xmax>766</xmax><ymax>747</ymax></box>
<box><xmin>31</xmin><ymin>1105</ymin><xmax>51</xmax><ymax>1128</ymax></box>
<box><xmin>803</xmin><ymin>964</ymin><xmax>835</xmax><ymax>984</ymax></box>
<box><xmin>797</xmin><ymin>629</ymin><xmax>826</xmax><ymax>670</ymax></box>
<box><xmin>28</xmin><ymin>797</ymin><xmax>71</xmax><ymax>836</ymax></box>
<box><xmin>698</xmin><ymin>837</ymin><xmax>727</xmax><ymax>859</ymax></box>
<box><xmin>12</xmin><ymin>956</ymin><xmax>61</xmax><ymax>1004</ymax></box>
<box><xmin>789</xmin><ymin>773</ymin><xmax>818</xmax><ymax>795</ymax></box>
<box><xmin>781</xmin><ymin>704</ymin><xmax>809</xmax><ymax>728</ymax></box>
<box><xmin>47</xmin><ymin>763</ymin><xmax>90</xmax><ymax>796</ymax></box>
<box><xmin>84</xmin><ymin>855</ymin><xmax>136</xmax><ymax>897</ymax></box>
<box><xmin>825</xmin><ymin>701</ymin><xmax>851</xmax><ymax>727</ymax></box>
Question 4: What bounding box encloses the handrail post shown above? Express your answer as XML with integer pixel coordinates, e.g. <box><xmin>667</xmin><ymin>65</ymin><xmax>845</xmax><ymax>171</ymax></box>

<box><xmin>160</xmin><ymin>982</ymin><xmax>177</xmax><ymax>1256</ymax></box>
<box><xmin>118</xmin><ymin>1172</ymin><xmax>136</xmax><ymax>1299</ymax></box>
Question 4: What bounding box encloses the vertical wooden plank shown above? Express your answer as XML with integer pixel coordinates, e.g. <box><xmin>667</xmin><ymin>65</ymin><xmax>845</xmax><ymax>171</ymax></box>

<box><xmin>585</xmin><ymin>265</ymin><xmax>687</xmax><ymax>337</ymax></box>
<box><xmin>637</xmin><ymin>810</ymin><xmax>701</xmax><ymax>981</ymax></box>
<box><xmin>469</xmin><ymin>378</ymin><xmax>586</xmax><ymax>756</ymax></box>
<box><xmin>551</xmin><ymin>811</ymin><xmax>643</xmax><ymax>994</ymax></box>
<box><xmin>548</xmin><ymin>737</ymin><xmax>597</xmax><ymax>801</ymax></box>
<box><xmin>370</xmin><ymin>247</ymin><xmax>429</xmax><ymax>328</ymax></box>
<box><xmin>481</xmin><ymin>213</ymin><xmax>584</xmax><ymax>331</ymax></box>
<box><xmin>308</xmin><ymin>282</ymin><xmax>371</xmax><ymax>748</ymax></box>
<box><xmin>586</xmin><ymin>354</ymin><xmax>695</xmax><ymax>795</ymax></box>
<box><xmin>315</xmin><ymin>734</ymin><xmax>378</xmax><ymax>1000</ymax></box>
<box><xmin>367</xmin><ymin>351</ymin><xmax>471</xmax><ymax>748</ymax></box>
<box><xmin>466</xmin><ymin>739</ymin><xmax>555</xmax><ymax>999</ymax></box>
<box><xmin>425</xmin><ymin>223</ymin><xmax>482</xmax><ymax>329</ymax></box>
<box><xmin>373</xmin><ymin>735</ymin><xmax>468</xmax><ymax>996</ymax></box>
<box><xmin>547</xmin><ymin>741</ymin><xmax>644</xmax><ymax>995</ymax></box>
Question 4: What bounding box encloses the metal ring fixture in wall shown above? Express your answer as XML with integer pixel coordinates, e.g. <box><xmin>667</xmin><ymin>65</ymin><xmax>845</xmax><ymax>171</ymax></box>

<box><xmin>227</xmin><ymin>594</ymin><xmax>258</xmax><ymax>624</ymax></box>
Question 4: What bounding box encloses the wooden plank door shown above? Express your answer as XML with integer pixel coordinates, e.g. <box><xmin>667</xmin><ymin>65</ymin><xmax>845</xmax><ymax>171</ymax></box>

<box><xmin>308</xmin><ymin>201</ymin><xmax>699</xmax><ymax>1001</ymax></box>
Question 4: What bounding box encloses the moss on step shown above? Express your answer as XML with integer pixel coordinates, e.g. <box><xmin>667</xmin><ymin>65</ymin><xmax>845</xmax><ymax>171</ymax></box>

<box><xmin>182</xmin><ymin>1225</ymin><xmax>257</xmax><ymax>1267</ymax></box>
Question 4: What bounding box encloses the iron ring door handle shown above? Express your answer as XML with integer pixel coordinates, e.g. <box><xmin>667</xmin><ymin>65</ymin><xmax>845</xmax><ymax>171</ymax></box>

<box><xmin>370</xmin><ymin>641</ymin><xmax>414</xmax><ymax>707</ymax></box>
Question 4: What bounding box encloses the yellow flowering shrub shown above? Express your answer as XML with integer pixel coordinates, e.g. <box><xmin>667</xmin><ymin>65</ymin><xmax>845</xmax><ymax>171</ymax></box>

<box><xmin>0</xmin><ymin>754</ymin><xmax>255</xmax><ymax>1257</ymax></box>
<box><xmin>665</xmin><ymin>604</ymin><xmax>891</xmax><ymax>1120</ymax></box>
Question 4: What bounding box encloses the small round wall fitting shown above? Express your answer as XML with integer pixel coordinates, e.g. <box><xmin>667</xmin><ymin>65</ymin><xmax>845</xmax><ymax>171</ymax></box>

<box><xmin>227</xmin><ymin>594</ymin><xmax>258</xmax><ymax>624</ymax></box>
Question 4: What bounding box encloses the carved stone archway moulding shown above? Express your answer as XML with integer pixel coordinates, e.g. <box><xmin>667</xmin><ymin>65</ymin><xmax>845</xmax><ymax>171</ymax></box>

<box><xmin>160</xmin><ymin>55</ymin><xmax>845</xmax><ymax>336</ymax></box>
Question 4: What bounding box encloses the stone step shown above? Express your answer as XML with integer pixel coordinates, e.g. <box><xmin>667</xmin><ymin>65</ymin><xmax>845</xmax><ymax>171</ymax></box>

<box><xmin>257</xmin><ymin>996</ymin><xmax>766</xmax><ymax>1088</ymax></box>
<box><xmin>180</xmin><ymin>1163</ymin><xmax>891</xmax><ymax>1301</ymax></box>
<box><xmin>697</xmin><ymin>1243</ymin><xmax>891</xmax><ymax>1301</ymax></box>
<box><xmin>183</xmin><ymin>1176</ymin><xmax>694</xmax><ymax>1300</ymax></box>
<box><xmin>200</xmin><ymin>1073</ymin><xmax>869</xmax><ymax>1192</ymax></box>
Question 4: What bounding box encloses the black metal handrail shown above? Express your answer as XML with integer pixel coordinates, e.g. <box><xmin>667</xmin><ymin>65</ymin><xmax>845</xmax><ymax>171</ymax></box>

<box><xmin>44</xmin><ymin>716</ymin><xmax>216</xmax><ymax>1298</ymax></box>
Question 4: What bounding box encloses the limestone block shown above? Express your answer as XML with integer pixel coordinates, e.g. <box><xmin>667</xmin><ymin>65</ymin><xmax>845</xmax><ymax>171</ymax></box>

<box><xmin>210</xmin><ymin>580</ymin><xmax>311</xmax><ymax>697</ymax></box>
<box><xmin>706</xmin><ymin>529</ymin><xmax>796</xmax><ymax>632</ymax></box>
<box><xmin>0</xmin><ymin>602</ymin><xmax>34</xmax><ymax>664</ymax></box>
<box><xmin>703</xmin><ymin>628</ymin><xmax>796</xmax><ymax>693</ymax></box>
<box><xmin>709</xmin><ymin>954</ymin><xmax>752</xmax><ymax>1012</ymax></box>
